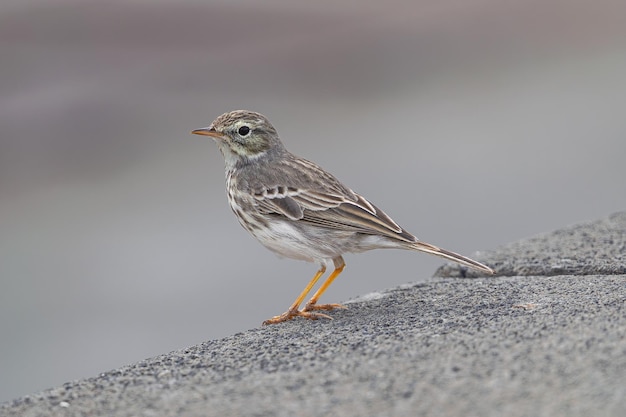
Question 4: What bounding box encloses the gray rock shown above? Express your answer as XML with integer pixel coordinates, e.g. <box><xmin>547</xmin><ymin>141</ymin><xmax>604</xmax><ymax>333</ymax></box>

<box><xmin>436</xmin><ymin>211</ymin><xmax>626</xmax><ymax>277</ymax></box>
<box><xmin>2</xmin><ymin>213</ymin><xmax>625</xmax><ymax>417</ymax></box>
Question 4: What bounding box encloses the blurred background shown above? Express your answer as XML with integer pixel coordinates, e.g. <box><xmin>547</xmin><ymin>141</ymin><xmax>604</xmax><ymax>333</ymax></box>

<box><xmin>1</xmin><ymin>0</ymin><xmax>625</xmax><ymax>402</ymax></box>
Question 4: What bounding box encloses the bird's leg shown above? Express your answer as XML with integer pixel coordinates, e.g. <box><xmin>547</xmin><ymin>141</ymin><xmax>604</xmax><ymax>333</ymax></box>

<box><xmin>303</xmin><ymin>256</ymin><xmax>347</xmax><ymax>312</ymax></box>
<box><xmin>262</xmin><ymin>264</ymin><xmax>332</xmax><ymax>325</ymax></box>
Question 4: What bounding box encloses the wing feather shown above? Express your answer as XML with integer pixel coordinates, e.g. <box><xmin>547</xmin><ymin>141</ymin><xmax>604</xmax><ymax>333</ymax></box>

<box><xmin>253</xmin><ymin>186</ymin><xmax>415</xmax><ymax>243</ymax></box>
<box><xmin>245</xmin><ymin>154</ymin><xmax>416</xmax><ymax>243</ymax></box>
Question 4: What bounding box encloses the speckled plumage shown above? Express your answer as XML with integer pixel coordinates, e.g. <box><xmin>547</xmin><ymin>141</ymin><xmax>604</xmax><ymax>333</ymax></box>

<box><xmin>192</xmin><ymin>110</ymin><xmax>494</xmax><ymax>324</ymax></box>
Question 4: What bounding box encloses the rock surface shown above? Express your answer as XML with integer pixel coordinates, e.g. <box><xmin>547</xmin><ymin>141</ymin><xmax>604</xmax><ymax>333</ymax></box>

<box><xmin>2</xmin><ymin>212</ymin><xmax>625</xmax><ymax>417</ymax></box>
<box><xmin>435</xmin><ymin>211</ymin><xmax>626</xmax><ymax>277</ymax></box>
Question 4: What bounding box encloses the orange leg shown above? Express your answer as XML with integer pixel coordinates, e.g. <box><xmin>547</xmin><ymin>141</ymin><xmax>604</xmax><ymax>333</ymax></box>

<box><xmin>262</xmin><ymin>264</ymin><xmax>333</xmax><ymax>325</ymax></box>
<box><xmin>303</xmin><ymin>256</ymin><xmax>347</xmax><ymax>312</ymax></box>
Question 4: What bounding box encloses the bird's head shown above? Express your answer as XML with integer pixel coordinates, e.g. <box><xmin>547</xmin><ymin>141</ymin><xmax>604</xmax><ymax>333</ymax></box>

<box><xmin>192</xmin><ymin>110</ymin><xmax>284</xmax><ymax>166</ymax></box>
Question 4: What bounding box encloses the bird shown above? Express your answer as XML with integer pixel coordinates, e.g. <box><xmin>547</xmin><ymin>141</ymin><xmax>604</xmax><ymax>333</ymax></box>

<box><xmin>192</xmin><ymin>110</ymin><xmax>494</xmax><ymax>325</ymax></box>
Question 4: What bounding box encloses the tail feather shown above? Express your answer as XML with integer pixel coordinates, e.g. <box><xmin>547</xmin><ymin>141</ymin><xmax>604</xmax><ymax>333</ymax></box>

<box><xmin>409</xmin><ymin>241</ymin><xmax>494</xmax><ymax>274</ymax></box>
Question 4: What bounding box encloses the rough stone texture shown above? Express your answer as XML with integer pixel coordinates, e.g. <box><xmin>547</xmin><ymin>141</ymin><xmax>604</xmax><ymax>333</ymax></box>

<box><xmin>2</xmin><ymin>213</ymin><xmax>626</xmax><ymax>417</ymax></box>
<box><xmin>436</xmin><ymin>211</ymin><xmax>626</xmax><ymax>278</ymax></box>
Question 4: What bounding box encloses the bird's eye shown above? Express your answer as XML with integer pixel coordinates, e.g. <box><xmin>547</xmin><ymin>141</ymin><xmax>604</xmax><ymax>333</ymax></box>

<box><xmin>238</xmin><ymin>126</ymin><xmax>251</xmax><ymax>136</ymax></box>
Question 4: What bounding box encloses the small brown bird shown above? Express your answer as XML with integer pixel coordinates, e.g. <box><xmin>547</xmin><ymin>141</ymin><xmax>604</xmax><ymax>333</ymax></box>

<box><xmin>192</xmin><ymin>110</ymin><xmax>494</xmax><ymax>325</ymax></box>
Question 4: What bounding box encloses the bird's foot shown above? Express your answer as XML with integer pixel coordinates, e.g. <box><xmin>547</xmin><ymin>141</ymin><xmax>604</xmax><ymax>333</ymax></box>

<box><xmin>262</xmin><ymin>308</ymin><xmax>332</xmax><ymax>325</ymax></box>
<box><xmin>303</xmin><ymin>302</ymin><xmax>347</xmax><ymax>312</ymax></box>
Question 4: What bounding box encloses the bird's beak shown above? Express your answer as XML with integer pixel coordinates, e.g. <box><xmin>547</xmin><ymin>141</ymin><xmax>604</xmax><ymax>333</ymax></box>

<box><xmin>191</xmin><ymin>127</ymin><xmax>224</xmax><ymax>139</ymax></box>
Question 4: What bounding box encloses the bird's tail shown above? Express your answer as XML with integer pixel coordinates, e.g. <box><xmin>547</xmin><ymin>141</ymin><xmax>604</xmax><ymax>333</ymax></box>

<box><xmin>407</xmin><ymin>241</ymin><xmax>494</xmax><ymax>274</ymax></box>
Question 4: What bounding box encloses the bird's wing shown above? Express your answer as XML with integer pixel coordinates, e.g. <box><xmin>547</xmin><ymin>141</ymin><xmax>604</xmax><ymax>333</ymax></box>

<box><xmin>302</xmin><ymin>193</ymin><xmax>417</xmax><ymax>243</ymax></box>
<box><xmin>250</xmin><ymin>161</ymin><xmax>417</xmax><ymax>244</ymax></box>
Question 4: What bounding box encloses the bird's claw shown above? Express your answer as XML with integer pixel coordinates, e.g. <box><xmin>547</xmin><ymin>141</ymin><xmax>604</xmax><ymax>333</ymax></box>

<box><xmin>262</xmin><ymin>309</ymin><xmax>332</xmax><ymax>325</ymax></box>
<box><xmin>303</xmin><ymin>302</ymin><xmax>347</xmax><ymax>312</ymax></box>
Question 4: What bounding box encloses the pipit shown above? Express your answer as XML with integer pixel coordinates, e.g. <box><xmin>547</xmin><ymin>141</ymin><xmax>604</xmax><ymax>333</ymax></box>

<box><xmin>192</xmin><ymin>110</ymin><xmax>494</xmax><ymax>325</ymax></box>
